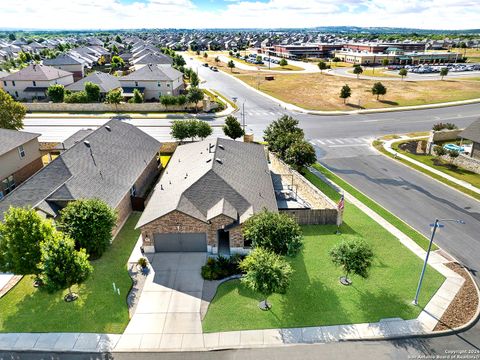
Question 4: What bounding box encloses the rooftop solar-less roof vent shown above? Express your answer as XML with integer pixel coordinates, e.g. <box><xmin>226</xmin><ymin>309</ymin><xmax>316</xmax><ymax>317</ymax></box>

<box><xmin>105</xmin><ymin>125</ymin><xmax>111</xmax><ymax>131</ymax></box>
<box><xmin>215</xmin><ymin>158</ymin><xmax>223</xmax><ymax>164</ymax></box>
<box><xmin>218</xmin><ymin>144</ymin><xmax>225</xmax><ymax>150</ymax></box>
<box><xmin>84</xmin><ymin>140</ymin><xmax>90</xmax><ymax>147</ymax></box>
<box><xmin>206</xmin><ymin>158</ymin><xmax>212</xmax><ymax>163</ymax></box>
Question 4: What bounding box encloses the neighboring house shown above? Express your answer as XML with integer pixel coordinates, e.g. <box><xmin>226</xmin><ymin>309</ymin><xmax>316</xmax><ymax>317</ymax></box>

<box><xmin>0</xmin><ymin>71</ymin><xmax>8</xmax><ymax>88</ymax></box>
<box><xmin>120</xmin><ymin>64</ymin><xmax>184</xmax><ymax>100</ymax></box>
<box><xmin>131</xmin><ymin>52</ymin><xmax>173</xmax><ymax>70</ymax></box>
<box><xmin>137</xmin><ymin>138</ymin><xmax>278</xmax><ymax>255</ymax></box>
<box><xmin>459</xmin><ymin>119</ymin><xmax>480</xmax><ymax>160</ymax></box>
<box><xmin>0</xmin><ymin>129</ymin><xmax>43</xmax><ymax>200</ymax></box>
<box><xmin>65</xmin><ymin>71</ymin><xmax>121</xmax><ymax>98</ymax></box>
<box><xmin>43</xmin><ymin>53</ymin><xmax>87</xmax><ymax>81</ymax></box>
<box><xmin>1</xmin><ymin>64</ymin><xmax>74</xmax><ymax>100</ymax></box>
<box><xmin>0</xmin><ymin>120</ymin><xmax>161</xmax><ymax>233</ymax></box>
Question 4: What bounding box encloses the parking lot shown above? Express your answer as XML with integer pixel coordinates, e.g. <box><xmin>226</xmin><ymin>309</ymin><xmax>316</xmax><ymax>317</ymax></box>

<box><xmin>388</xmin><ymin>63</ymin><xmax>480</xmax><ymax>74</ymax></box>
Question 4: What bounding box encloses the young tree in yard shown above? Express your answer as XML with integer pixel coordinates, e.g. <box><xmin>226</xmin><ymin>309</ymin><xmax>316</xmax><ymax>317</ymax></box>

<box><xmin>440</xmin><ymin>67</ymin><xmax>449</xmax><ymax>80</ymax></box>
<box><xmin>0</xmin><ymin>89</ymin><xmax>26</xmax><ymax>129</ymax></box>
<box><xmin>47</xmin><ymin>84</ymin><xmax>65</xmax><ymax>103</ymax></box>
<box><xmin>398</xmin><ymin>68</ymin><xmax>408</xmax><ymax>80</ymax></box>
<box><xmin>329</xmin><ymin>236</ymin><xmax>374</xmax><ymax>285</ymax></box>
<box><xmin>58</xmin><ymin>199</ymin><xmax>117</xmax><ymax>259</ymax></box>
<box><xmin>187</xmin><ymin>87</ymin><xmax>204</xmax><ymax>112</ymax></box>
<box><xmin>339</xmin><ymin>84</ymin><xmax>352</xmax><ymax>104</ymax></box>
<box><xmin>227</xmin><ymin>60</ymin><xmax>236</xmax><ymax>72</ymax></box>
<box><xmin>279</xmin><ymin>58</ymin><xmax>288</xmax><ymax>68</ymax></box>
<box><xmin>84</xmin><ymin>82</ymin><xmax>101</xmax><ymax>102</ymax></box>
<box><xmin>203</xmin><ymin>52</ymin><xmax>208</xmax><ymax>59</ymax></box>
<box><xmin>105</xmin><ymin>89</ymin><xmax>123</xmax><ymax>110</ymax></box>
<box><xmin>214</xmin><ymin>56</ymin><xmax>220</xmax><ymax>65</ymax></box>
<box><xmin>196</xmin><ymin>121</ymin><xmax>213</xmax><ymax>140</ymax></box>
<box><xmin>170</xmin><ymin>120</ymin><xmax>190</xmax><ymax>143</ymax></box>
<box><xmin>243</xmin><ymin>210</ymin><xmax>302</xmax><ymax>256</ymax></box>
<box><xmin>110</xmin><ymin>55</ymin><xmax>125</xmax><ymax>71</ymax></box>
<box><xmin>332</xmin><ymin>57</ymin><xmax>341</xmax><ymax>65</ymax></box>
<box><xmin>130</xmin><ymin>88</ymin><xmax>144</xmax><ymax>103</ymax></box>
<box><xmin>447</xmin><ymin>149</ymin><xmax>460</xmax><ymax>164</ymax></box>
<box><xmin>382</xmin><ymin>58</ymin><xmax>389</xmax><ymax>67</ymax></box>
<box><xmin>240</xmin><ymin>247</ymin><xmax>293</xmax><ymax>310</ymax></box>
<box><xmin>264</xmin><ymin>115</ymin><xmax>304</xmax><ymax>157</ymax></box>
<box><xmin>176</xmin><ymin>95</ymin><xmax>188</xmax><ymax>109</ymax></box>
<box><xmin>353</xmin><ymin>65</ymin><xmax>363</xmax><ymax>79</ymax></box>
<box><xmin>185</xmin><ymin>119</ymin><xmax>199</xmax><ymax>141</ymax></box>
<box><xmin>189</xmin><ymin>71</ymin><xmax>199</xmax><ymax>87</ymax></box>
<box><xmin>317</xmin><ymin>60</ymin><xmax>328</xmax><ymax>73</ymax></box>
<box><xmin>40</xmin><ymin>231</ymin><xmax>92</xmax><ymax>301</ymax></box>
<box><xmin>223</xmin><ymin>115</ymin><xmax>244</xmax><ymax>140</ymax></box>
<box><xmin>371</xmin><ymin>82</ymin><xmax>387</xmax><ymax>100</ymax></box>
<box><xmin>160</xmin><ymin>95</ymin><xmax>176</xmax><ymax>109</ymax></box>
<box><xmin>0</xmin><ymin>207</ymin><xmax>55</xmax><ymax>281</ymax></box>
<box><xmin>284</xmin><ymin>139</ymin><xmax>317</xmax><ymax>172</ymax></box>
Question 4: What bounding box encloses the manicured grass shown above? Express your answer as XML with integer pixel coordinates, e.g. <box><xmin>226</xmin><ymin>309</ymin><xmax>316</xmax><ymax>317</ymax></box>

<box><xmin>203</xmin><ymin>175</ymin><xmax>445</xmax><ymax>332</ymax></box>
<box><xmin>347</xmin><ymin>68</ymin><xmax>400</xmax><ymax>78</ymax></box>
<box><xmin>234</xmin><ymin>72</ymin><xmax>480</xmax><ymax>111</ymax></box>
<box><xmin>309</xmin><ymin>163</ymin><xmax>435</xmax><ymax>251</ymax></box>
<box><xmin>374</xmin><ymin>141</ymin><xmax>480</xmax><ymax>202</ymax></box>
<box><xmin>0</xmin><ymin>213</ymin><xmax>141</xmax><ymax>333</ymax></box>
<box><xmin>269</xmin><ymin>64</ymin><xmax>305</xmax><ymax>71</ymax></box>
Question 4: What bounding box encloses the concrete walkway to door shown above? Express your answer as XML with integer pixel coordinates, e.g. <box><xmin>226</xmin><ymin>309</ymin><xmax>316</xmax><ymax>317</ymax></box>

<box><xmin>120</xmin><ymin>252</ymin><xmax>207</xmax><ymax>350</ymax></box>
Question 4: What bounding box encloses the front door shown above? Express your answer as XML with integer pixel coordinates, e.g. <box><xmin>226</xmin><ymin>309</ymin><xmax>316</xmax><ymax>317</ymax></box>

<box><xmin>217</xmin><ymin>229</ymin><xmax>230</xmax><ymax>256</ymax></box>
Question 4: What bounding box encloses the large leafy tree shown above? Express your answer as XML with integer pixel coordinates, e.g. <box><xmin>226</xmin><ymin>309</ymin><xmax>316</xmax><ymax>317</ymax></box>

<box><xmin>371</xmin><ymin>82</ymin><xmax>387</xmax><ymax>100</ymax></box>
<box><xmin>105</xmin><ymin>89</ymin><xmax>122</xmax><ymax>105</ymax></box>
<box><xmin>47</xmin><ymin>84</ymin><xmax>65</xmax><ymax>103</ymax></box>
<box><xmin>130</xmin><ymin>89</ymin><xmax>144</xmax><ymax>104</ymax></box>
<box><xmin>317</xmin><ymin>60</ymin><xmax>328</xmax><ymax>73</ymax></box>
<box><xmin>58</xmin><ymin>199</ymin><xmax>117</xmax><ymax>259</ymax></box>
<box><xmin>84</xmin><ymin>82</ymin><xmax>101</xmax><ymax>102</ymax></box>
<box><xmin>243</xmin><ymin>210</ymin><xmax>302</xmax><ymax>256</ymax></box>
<box><xmin>263</xmin><ymin>115</ymin><xmax>304</xmax><ymax>157</ymax></box>
<box><xmin>189</xmin><ymin>72</ymin><xmax>199</xmax><ymax>87</ymax></box>
<box><xmin>329</xmin><ymin>236</ymin><xmax>374</xmax><ymax>285</ymax></box>
<box><xmin>284</xmin><ymin>139</ymin><xmax>317</xmax><ymax>171</ymax></box>
<box><xmin>240</xmin><ymin>248</ymin><xmax>293</xmax><ymax>310</ymax></box>
<box><xmin>110</xmin><ymin>55</ymin><xmax>125</xmax><ymax>70</ymax></box>
<box><xmin>196</xmin><ymin>120</ymin><xmax>213</xmax><ymax>140</ymax></box>
<box><xmin>0</xmin><ymin>89</ymin><xmax>26</xmax><ymax>130</ymax></box>
<box><xmin>223</xmin><ymin>115</ymin><xmax>244</xmax><ymax>140</ymax></box>
<box><xmin>0</xmin><ymin>207</ymin><xmax>56</xmax><ymax>279</ymax></box>
<box><xmin>170</xmin><ymin>120</ymin><xmax>190</xmax><ymax>143</ymax></box>
<box><xmin>40</xmin><ymin>231</ymin><xmax>92</xmax><ymax>301</ymax></box>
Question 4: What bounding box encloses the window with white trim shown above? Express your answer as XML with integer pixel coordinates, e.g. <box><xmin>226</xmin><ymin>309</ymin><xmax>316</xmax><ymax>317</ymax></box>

<box><xmin>18</xmin><ymin>145</ymin><xmax>25</xmax><ymax>158</ymax></box>
<box><xmin>1</xmin><ymin>175</ymin><xmax>16</xmax><ymax>195</ymax></box>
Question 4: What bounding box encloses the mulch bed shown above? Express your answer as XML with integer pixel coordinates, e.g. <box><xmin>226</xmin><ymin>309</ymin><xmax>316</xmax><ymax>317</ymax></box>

<box><xmin>434</xmin><ymin>262</ymin><xmax>479</xmax><ymax>331</ymax></box>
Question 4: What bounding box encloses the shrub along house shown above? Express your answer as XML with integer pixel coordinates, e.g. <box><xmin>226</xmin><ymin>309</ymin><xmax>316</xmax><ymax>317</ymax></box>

<box><xmin>137</xmin><ymin>138</ymin><xmax>339</xmax><ymax>255</ymax></box>
<box><xmin>0</xmin><ymin>120</ymin><xmax>161</xmax><ymax>234</ymax></box>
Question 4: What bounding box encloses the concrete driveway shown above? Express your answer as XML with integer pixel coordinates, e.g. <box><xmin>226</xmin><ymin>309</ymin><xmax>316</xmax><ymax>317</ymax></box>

<box><xmin>123</xmin><ymin>253</ymin><xmax>207</xmax><ymax>348</ymax></box>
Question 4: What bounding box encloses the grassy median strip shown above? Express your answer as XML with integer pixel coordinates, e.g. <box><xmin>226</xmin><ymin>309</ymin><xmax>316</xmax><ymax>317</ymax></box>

<box><xmin>310</xmin><ymin>163</ymin><xmax>435</xmax><ymax>251</ymax></box>
<box><xmin>374</xmin><ymin>141</ymin><xmax>480</xmax><ymax>203</ymax></box>
<box><xmin>203</xmin><ymin>171</ymin><xmax>444</xmax><ymax>332</ymax></box>
<box><xmin>0</xmin><ymin>213</ymin><xmax>141</xmax><ymax>333</ymax></box>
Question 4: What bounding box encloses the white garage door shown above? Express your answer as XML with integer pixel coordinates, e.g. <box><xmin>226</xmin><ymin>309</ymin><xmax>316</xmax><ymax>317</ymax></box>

<box><xmin>153</xmin><ymin>233</ymin><xmax>207</xmax><ymax>252</ymax></box>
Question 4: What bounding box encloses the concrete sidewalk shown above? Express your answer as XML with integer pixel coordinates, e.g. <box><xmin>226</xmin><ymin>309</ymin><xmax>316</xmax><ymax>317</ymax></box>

<box><xmin>382</xmin><ymin>137</ymin><xmax>480</xmax><ymax>196</ymax></box>
<box><xmin>0</xmin><ymin>170</ymin><xmax>476</xmax><ymax>353</ymax></box>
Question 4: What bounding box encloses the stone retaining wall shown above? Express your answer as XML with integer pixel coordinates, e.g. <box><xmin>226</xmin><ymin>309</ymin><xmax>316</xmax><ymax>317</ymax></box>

<box><xmin>440</xmin><ymin>154</ymin><xmax>480</xmax><ymax>175</ymax></box>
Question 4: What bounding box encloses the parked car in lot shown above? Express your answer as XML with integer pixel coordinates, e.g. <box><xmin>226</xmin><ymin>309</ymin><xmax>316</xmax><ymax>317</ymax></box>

<box><xmin>211</xmin><ymin>67</ymin><xmax>218</xmax><ymax>72</ymax></box>
<box><xmin>203</xmin><ymin>63</ymin><xmax>209</xmax><ymax>67</ymax></box>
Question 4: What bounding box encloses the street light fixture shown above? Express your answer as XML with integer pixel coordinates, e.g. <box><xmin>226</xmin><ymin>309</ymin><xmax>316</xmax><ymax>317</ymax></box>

<box><xmin>412</xmin><ymin>218</ymin><xmax>465</xmax><ymax>306</ymax></box>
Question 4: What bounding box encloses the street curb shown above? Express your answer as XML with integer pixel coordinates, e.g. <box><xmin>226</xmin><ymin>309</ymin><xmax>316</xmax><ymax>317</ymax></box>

<box><xmin>374</xmin><ymin>138</ymin><xmax>480</xmax><ymax>203</ymax></box>
<box><xmin>218</xmin><ymin>67</ymin><xmax>480</xmax><ymax>116</ymax></box>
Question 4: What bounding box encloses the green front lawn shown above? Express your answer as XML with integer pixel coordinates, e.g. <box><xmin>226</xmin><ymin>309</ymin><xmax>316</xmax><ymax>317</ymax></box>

<box><xmin>202</xmin><ymin>173</ymin><xmax>445</xmax><ymax>333</ymax></box>
<box><xmin>0</xmin><ymin>212</ymin><xmax>141</xmax><ymax>333</ymax></box>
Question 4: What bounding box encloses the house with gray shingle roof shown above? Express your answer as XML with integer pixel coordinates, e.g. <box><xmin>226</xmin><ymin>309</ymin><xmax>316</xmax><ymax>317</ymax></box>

<box><xmin>459</xmin><ymin>119</ymin><xmax>480</xmax><ymax>160</ymax></box>
<box><xmin>1</xmin><ymin>64</ymin><xmax>74</xmax><ymax>100</ymax></box>
<box><xmin>65</xmin><ymin>71</ymin><xmax>121</xmax><ymax>97</ymax></box>
<box><xmin>120</xmin><ymin>64</ymin><xmax>184</xmax><ymax>100</ymax></box>
<box><xmin>0</xmin><ymin>129</ymin><xmax>43</xmax><ymax>201</ymax></box>
<box><xmin>137</xmin><ymin>138</ymin><xmax>278</xmax><ymax>255</ymax></box>
<box><xmin>0</xmin><ymin>120</ymin><xmax>161</xmax><ymax>233</ymax></box>
<box><xmin>43</xmin><ymin>53</ymin><xmax>87</xmax><ymax>81</ymax></box>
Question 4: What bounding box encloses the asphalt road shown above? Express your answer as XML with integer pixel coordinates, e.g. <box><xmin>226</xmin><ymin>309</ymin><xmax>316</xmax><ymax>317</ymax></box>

<box><xmin>15</xmin><ymin>57</ymin><xmax>480</xmax><ymax>359</ymax></box>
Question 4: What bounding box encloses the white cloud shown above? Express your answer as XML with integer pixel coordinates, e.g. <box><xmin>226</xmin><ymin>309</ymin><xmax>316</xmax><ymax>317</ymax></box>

<box><xmin>0</xmin><ymin>0</ymin><xmax>478</xmax><ymax>30</ymax></box>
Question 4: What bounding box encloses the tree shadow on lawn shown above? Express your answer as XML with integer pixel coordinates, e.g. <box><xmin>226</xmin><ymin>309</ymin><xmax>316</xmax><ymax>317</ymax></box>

<box><xmin>378</xmin><ymin>99</ymin><xmax>399</xmax><ymax>106</ymax></box>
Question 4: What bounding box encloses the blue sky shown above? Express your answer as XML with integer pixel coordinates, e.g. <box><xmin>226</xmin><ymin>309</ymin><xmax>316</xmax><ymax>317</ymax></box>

<box><xmin>0</xmin><ymin>0</ymin><xmax>478</xmax><ymax>30</ymax></box>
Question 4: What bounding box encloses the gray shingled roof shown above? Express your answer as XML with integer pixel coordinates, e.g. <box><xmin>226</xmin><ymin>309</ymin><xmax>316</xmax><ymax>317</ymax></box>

<box><xmin>0</xmin><ymin>129</ymin><xmax>40</xmax><ymax>157</ymax></box>
<box><xmin>2</xmin><ymin>64</ymin><xmax>73</xmax><ymax>81</ymax></box>
<box><xmin>121</xmin><ymin>64</ymin><xmax>182</xmax><ymax>81</ymax></box>
<box><xmin>137</xmin><ymin>138</ymin><xmax>277</xmax><ymax>229</ymax></box>
<box><xmin>53</xmin><ymin>129</ymin><xmax>94</xmax><ymax>150</ymax></box>
<box><xmin>66</xmin><ymin>72</ymin><xmax>121</xmax><ymax>93</ymax></box>
<box><xmin>132</xmin><ymin>52</ymin><xmax>173</xmax><ymax>65</ymax></box>
<box><xmin>459</xmin><ymin>119</ymin><xmax>480</xmax><ymax>143</ymax></box>
<box><xmin>0</xmin><ymin>120</ymin><xmax>160</xmax><ymax>221</ymax></box>
<box><xmin>43</xmin><ymin>53</ymin><xmax>85</xmax><ymax>66</ymax></box>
